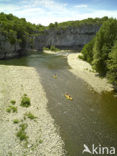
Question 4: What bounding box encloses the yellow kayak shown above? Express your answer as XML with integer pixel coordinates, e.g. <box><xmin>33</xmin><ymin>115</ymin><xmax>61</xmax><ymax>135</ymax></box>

<box><xmin>64</xmin><ymin>94</ymin><xmax>73</xmax><ymax>100</ymax></box>
<box><xmin>53</xmin><ymin>75</ymin><xmax>57</xmax><ymax>79</ymax></box>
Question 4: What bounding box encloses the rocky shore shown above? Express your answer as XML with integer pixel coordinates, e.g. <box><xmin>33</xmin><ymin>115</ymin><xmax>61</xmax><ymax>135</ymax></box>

<box><xmin>0</xmin><ymin>65</ymin><xmax>65</xmax><ymax>156</ymax></box>
<box><xmin>67</xmin><ymin>53</ymin><xmax>113</xmax><ymax>93</ymax></box>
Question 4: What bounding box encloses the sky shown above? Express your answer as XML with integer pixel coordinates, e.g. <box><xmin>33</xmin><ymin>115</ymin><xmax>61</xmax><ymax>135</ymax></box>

<box><xmin>0</xmin><ymin>0</ymin><xmax>117</xmax><ymax>25</ymax></box>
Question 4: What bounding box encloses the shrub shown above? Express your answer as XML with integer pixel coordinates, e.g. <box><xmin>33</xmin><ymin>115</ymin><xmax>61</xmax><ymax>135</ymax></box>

<box><xmin>10</xmin><ymin>106</ymin><xmax>17</xmax><ymax>113</ymax></box>
<box><xmin>43</xmin><ymin>46</ymin><xmax>60</xmax><ymax>52</ymax></box>
<box><xmin>16</xmin><ymin>123</ymin><xmax>28</xmax><ymax>141</ymax></box>
<box><xmin>50</xmin><ymin>45</ymin><xmax>60</xmax><ymax>52</ymax></box>
<box><xmin>78</xmin><ymin>55</ymin><xmax>84</xmax><ymax>60</ymax></box>
<box><xmin>43</xmin><ymin>47</ymin><xmax>49</xmax><ymax>51</ymax></box>
<box><xmin>19</xmin><ymin>123</ymin><xmax>28</xmax><ymax>130</ymax></box>
<box><xmin>39</xmin><ymin>139</ymin><xmax>43</xmax><ymax>144</ymax></box>
<box><xmin>6</xmin><ymin>106</ymin><xmax>17</xmax><ymax>113</ymax></box>
<box><xmin>16</xmin><ymin>129</ymin><xmax>28</xmax><ymax>141</ymax></box>
<box><xmin>25</xmin><ymin>112</ymin><xmax>37</xmax><ymax>120</ymax></box>
<box><xmin>13</xmin><ymin>119</ymin><xmax>20</xmax><ymax>124</ymax></box>
<box><xmin>20</xmin><ymin>94</ymin><xmax>31</xmax><ymax>107</ymax></box>
<box><xmin>10</xmin><ymin>100</ymin><xmax>16</xmax><ymax>105</ymax></box>
<box><xmin>81</xmin><ymin>38</ymin><xmax>95</xmax><ymax>63</ymax></box>
<box><xmin>6</xmin><ymin>107</ymin><xmax>11</xmax><ymax>113</ymax></box>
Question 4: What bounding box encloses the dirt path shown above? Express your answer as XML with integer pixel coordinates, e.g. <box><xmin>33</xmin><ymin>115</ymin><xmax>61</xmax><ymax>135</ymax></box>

<box><xmin>0</xmin><ymin>65</ymin><xmax>65</xmax><ymax>156</ymax></box>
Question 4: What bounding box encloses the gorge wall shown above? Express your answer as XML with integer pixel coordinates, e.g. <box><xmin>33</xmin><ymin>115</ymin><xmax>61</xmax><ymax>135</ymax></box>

<box><xmin>0</xmin><ymin>24</ymin><xmax>100</xmax><ymax>59</ymax></box>
<box><xmin>0</xmin><ymin>34</ymin><xmax>20</xmax><ymax>59</ymax></box>
<box><xmin>34</xmin><ymin>24</ymin><xmax>100</xmax><ymax>50</ymax></box>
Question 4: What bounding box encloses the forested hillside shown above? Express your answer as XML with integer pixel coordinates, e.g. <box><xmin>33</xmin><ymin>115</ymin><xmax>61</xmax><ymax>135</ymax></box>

<box><xmin>0</xmin><ymin>12</ymin><xmax>45</xmax><ymax>48</ymax></box>
<box><xmin>0</xmin><ymin>12</ymin><xmax>108</xmax><ymax>49</ymax></box>
<box><xmin>47</xmin><ymin>16</ymin><xmax>108</xmax><ymax>29</ymax></box>
<box><xmin>81</xmin><ymin>18</ymin><xmax>117</xmax><ymax>89</ymax></box>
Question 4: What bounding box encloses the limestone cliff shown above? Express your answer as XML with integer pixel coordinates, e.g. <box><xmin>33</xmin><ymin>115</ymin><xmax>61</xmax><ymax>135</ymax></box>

<box><xmin>0</xmin><ymin>24</ymin><xmax>100</xmax><ymax>59</ymax></box>
<box><xmin>0</xmin><ymin>33</ymin><xmax>32</xmax><ymax>59</ymax></box>
<box><xmin>0</xmin><ymin>34</ymin><xmax>18</xmax><ymax>59</ymax></box>
<box><xmin>34</xmin><ymin>24</ymin><xmax>100</xmax><ymax>50</ymax></box>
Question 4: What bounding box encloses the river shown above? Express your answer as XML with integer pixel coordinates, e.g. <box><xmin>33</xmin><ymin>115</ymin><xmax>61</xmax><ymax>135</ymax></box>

<box><xmin>0</xmin><ymin>52</ymin><xmax>117</xmax><ymax>156</ymax></box>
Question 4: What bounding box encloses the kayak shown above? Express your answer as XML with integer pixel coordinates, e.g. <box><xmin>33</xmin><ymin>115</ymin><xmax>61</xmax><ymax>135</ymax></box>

<box><xmin>64</xmin><ymin>94</ymin><xmax>73</xmax><ymax>100</ymax></box>
<box><xmin>53</xmin><ymin>75</ymin><xmax>57</xmax><ymax>79</ymax></box>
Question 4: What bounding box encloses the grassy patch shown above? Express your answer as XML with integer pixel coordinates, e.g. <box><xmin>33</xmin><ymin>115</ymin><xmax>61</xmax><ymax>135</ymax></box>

<box><xmin>6</xmin><ymin>107</ymin><xmax>11</xmax><ymax>113</ymax></box>
<box><xmin>23</xmin><ymin>116</ymin><xmax>26</xmax><ymax>120</ymax></box>
<box><xmin>6</xmin><ymin>106</ymin><xmax>17</xmax><ymax>113</ymax></box>
<box><xmin>20</xmin><ymin>94</ymin><xmax>31</xmax><ymax>107</ymax></box>
<box><xmin>16</xmin><ymin>123</ymin><xmax>28</xmax><ymax>141</ymax></box>
<box><xmin>16</xmin><ymin>129</ymin><xmax>28</xmax><ymax>141</ymax></box>
<box><xmin>25</xmin><ymin>112</ymin><xmax>37</xmax><ymax>120</ymax></box>
<box><xmin>39</xmin><ymin>139</ymin><xmax>43</xmax><ymax>144</ymax></box>
<box><xmin>8</xmin><ymin>152</ymin><xmax>12</xmax><ymax>156</ymax></box>
<box><xmin>11</xmin><ymin>106</ymin><xmax>17</xmax><ymax>113</ymax></box>
<box><xmin>10</xmin><ymin>100</ymin><xmax>16</xmax><ymax>105</ymax></box>
<box><xmin>19</xmin><ymin>123</ymin><xmax>28</xmax><ymax>130</ymax></box>
<box><xmin>13</xmin><ymin>119</ymin><xmax>20</xmax><ymax>124</ymax></box>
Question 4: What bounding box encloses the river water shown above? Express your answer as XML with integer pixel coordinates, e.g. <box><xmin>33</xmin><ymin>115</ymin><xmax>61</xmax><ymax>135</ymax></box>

<box><xmin>0</xmin><ymin>52</ymin><xmax>117</xmax><ymax>156</ymax></box>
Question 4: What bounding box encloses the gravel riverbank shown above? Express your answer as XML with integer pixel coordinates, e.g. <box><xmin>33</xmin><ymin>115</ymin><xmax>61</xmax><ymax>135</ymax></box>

<box><xmin>0</xmin><ymin>65</ymin><xmax>65</xmax><ymax>156</ymax></box>
<box><xmin>67</xmin><ymin>53</ymin><xmax>113</xmax><ymax>93</ymax></box>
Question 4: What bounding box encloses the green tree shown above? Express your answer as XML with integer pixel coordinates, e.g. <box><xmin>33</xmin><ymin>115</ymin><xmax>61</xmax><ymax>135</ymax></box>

<box><xmin>107</xmin><ymin>40</ymin><xmax>117</xmax><ymax>88</ymax></box>
<box><xmin>81</xmin><ymin>38</ymin><xmax>95</xmax><ymax>63</ymax></box>
<box><xmin>93</xmin><ymin>19</ymin><xmax>117</xmax><ymax>75</ymax></box>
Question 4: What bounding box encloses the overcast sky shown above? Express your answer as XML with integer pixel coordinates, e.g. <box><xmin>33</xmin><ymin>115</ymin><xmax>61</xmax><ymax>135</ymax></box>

<box><xmin>0</xmin><ymin>0</ymin><xmax>117</xmax><ymax>25</ymax></box>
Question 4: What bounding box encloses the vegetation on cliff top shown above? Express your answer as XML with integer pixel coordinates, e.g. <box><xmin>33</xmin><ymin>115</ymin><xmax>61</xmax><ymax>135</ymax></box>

<box><xmin>0</xmin><ymin>12</ymin><xmax>109</xmax><ymax>51</ymax></box>
<box><xmin>81</xmin><ymin>18</ymin><xmax>117</xmax><ymax>89</ymax></box>
<box><xmin>0</xmin><ymin>12</ymin><xmax>109</xmax><ymax>48</ymax></box>
<box><xmin>47</xmin><ymin>16</ymin><xmax>108</xmax><ymax>29</ymax></box>
<box><xmin>0</xmin><ymin>12</ymin><xmax>45</xmax><ymax>48</ymax></box>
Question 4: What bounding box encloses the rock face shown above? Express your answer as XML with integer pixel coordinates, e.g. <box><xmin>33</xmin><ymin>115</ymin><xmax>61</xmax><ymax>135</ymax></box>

<box><xmin>0</xmin><ymin>33</ymin><xmax>32</xmax><ymax>59</ymax></box>
<box><xmin>0</xmin><ymin>24</ymin><xmax>100</xmax><ymax>59</ymax></box>
<box><xmin>0</xmin><ymin>34</ymin><xmax>21</xmax><ymax>59</ymax></box>
<box><xmin>34</xmin><ymin>24</ymin><xmax>100</xmax><ymax>50</ymax></box>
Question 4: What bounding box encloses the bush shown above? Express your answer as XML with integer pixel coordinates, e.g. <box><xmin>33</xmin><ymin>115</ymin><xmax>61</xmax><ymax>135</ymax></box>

<box><xmin>6</xmin><ymin>106</ymin><xmax>17</xmax><ymax>113</ymax></box>
<box><xmin>50</xmin><ymin>45</ymin><xmax>60</xmax><ymax>52</ymax></box>
<box><xmin>10</xmin><ymin>100</ymin><xmax>16</xmax><ymax>105</ymax></box>
<box><xmin>81</xmin><ymin>38</ymin><xmax>95</xmax><ymax>63</ymax></box>
<box><xmin>25</xmin><ymin>112</ymin><xmax>37</xmax><ymax>120</ymax></box>
<box><xmin>78</xmin><ymin>55</ymin><xmax>84</xmax><ymax>60</ymax></box>
<box><xmin>6</xmin><ymin>107</ymin><xmax>11</xmax><ymax>113</ymax></box>
<box><xmin>16</xmin><ymin>123</ymin><xmax>28</xmax><ymax>141</ymax></box>
<box><xmin>20</xmin><ymin>94</ymin><xmax>31</xmax><ymax>107</ymax></box>
<box><xmin>43</xmin><ymin>45</ymin><xmax>60</xmax><ymax>52</ymax></box>
<box><xmin>39</xmin><ymin>140</ymin><xmax>43</xmax><ymax>144</ymax></box>
<box><xmin>13</xmin><ymin>119</ymin><xmax>20</xmax><ymax>124</ymax></box>
<box><xmin>10</xmin><ymin>106</ymin><xmax>17</xmax><ymax>113</ymax></box>
<box><xmin>17</xmin><ymin>130</ymin><xmax>28</xmax><ymax>141</ymax></box>
<box><xmin>43</xmin><ymin>47</ymin><xmax>49</xmax><ymax>51</ymax></box>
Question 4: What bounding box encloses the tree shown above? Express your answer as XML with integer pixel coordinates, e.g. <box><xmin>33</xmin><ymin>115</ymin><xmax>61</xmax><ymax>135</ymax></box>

<box><xmin>93</xmin><ymin>19</ymin><xmax>117</xmax><ymax>75</ymax></box>
<box><xmin>81</xmin><ymin>38</ymin><xmax>95</xmax><ymax>63</ymax></box>
<box><xmin>107</xmin><ymin>40</ymin><xmax>117</xmax><ymax>88</ymax></box>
